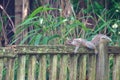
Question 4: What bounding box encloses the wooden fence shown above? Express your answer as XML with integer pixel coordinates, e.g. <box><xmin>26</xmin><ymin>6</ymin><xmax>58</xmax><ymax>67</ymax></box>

<box><xmin>0</xmin><ymin>44</ymin><xmax>120</xmax><ymax>80</ymax></box>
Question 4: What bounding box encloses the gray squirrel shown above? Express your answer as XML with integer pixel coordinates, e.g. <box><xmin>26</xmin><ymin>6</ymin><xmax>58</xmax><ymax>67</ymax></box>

<box><xmin>66</xmin><ymin>34</ymin><xmax>112</xmax><ymax>54</ymax></box>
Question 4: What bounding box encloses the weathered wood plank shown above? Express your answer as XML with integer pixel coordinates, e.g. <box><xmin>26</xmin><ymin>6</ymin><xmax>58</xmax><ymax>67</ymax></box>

<box><xmin>79</xmin><ymin>55</ymin><xmax>87</xmax><ymax>80</ymax></box>
<box><xmin>28</xmin><ymin>56</ymin><xmax>36</xmax><ymax>80</ymax></box>
<box><xmin>96</xmin><ymin>40</ymin><xmax>109</xmax><ymax>80</ymax></box>
<box><xmin>4</xmin><ymin>49</ymin><xmax>15</xmax><ymax>80</ymax></box>
<box><xmin>5</xmin><ymin>58</ymin><xmax>15</xmax><ymax>80</ymax></box>
<box><xmin>4</xmin><ymin>45</ymin><xmax>94</xmax><ymax>54</ymax></box>
<box><xmin>38</xmin><ymin>55</ymin><xmax>47</xmax><ymax>80</ymax></box>
<box><xmin>69</xmin><ymin>54</ymin><xmax>78</xmax><ymax>80</ymax></box>
<box><xmin>0</xmin><ymin>58</ymin><xmax>3</xmax><ymax>80</ymax></box>
<box><xmin>88</xmin><ymin>55</ymin><xmax>96</xmax><ymax>80</ymax></box>
<box><xmin>0</xmin><ymin>49</ymin><xmax>4</xmax><ymax>80</ymax></box>
<box><xmin>17</xmin><ymin>56</ymin><xmax>26</xmax><ymax>80</ymax></box>
<box><xmin>113</xmin><ymin>54</ymin><xmax>120</xmax><ymax>80</ymax></box>
<box><xmin>108</xmin><ymin>46</ymin><xmax>120</xmax><ymax>54</ymax></box>
<box><xmin>59</xmin><ymin>55</ymin><xmax>68</xmax><ymax>80</ymax></box>
<box><xmin>0</xmin><ymin>48</ymin><xmax>15</xmax><ymax>57</ymax></box>
<box><xmin>49</xmin><ymin>55</ymin><xmax>58</xmax><ymax>80</ymax></box>
<box><xmin>0</xmin><ymin>46</ymin><xmax>119</xmax><ymax>55</ymax></box>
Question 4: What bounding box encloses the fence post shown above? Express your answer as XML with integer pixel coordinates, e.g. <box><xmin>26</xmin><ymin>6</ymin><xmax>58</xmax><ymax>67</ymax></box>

<box><xmin>96</xmin><ymin>39</ymin><xmax>109</xmax><ymax>80</ymax></box>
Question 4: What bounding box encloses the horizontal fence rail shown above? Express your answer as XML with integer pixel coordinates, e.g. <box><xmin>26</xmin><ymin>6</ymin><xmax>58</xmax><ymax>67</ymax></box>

<box><xmin>0</xmin><ymin>45</ymin><xmax>120</xmax><ymax>80</ymax></box>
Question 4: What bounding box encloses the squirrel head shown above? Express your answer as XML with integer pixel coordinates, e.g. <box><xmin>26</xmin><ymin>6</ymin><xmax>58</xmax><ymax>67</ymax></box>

<box><xmin>100</xmin><ymin>35</ymin><xmax>112</xmax><ymax>43</ymax></box>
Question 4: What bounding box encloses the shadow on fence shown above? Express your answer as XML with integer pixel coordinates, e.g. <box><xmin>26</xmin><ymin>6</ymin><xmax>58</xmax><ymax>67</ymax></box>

<box><xmin>0</xmin><ymin>44</ymin><xmax>120</xmax><ymax>80</ymax></box>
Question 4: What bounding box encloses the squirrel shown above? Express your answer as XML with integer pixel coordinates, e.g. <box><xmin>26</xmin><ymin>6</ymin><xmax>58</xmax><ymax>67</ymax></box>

<box><xmin>66</xmin><ymin>34</ymin><xmax>112</xmax><ymax>54</ymax></box>
<box><xmin>66</xmin><ymin>38</ymin><xmax>96</xmax><ymax>53</ymax></box>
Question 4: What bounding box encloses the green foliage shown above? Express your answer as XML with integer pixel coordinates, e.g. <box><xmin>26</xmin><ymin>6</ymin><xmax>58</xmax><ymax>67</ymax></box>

<box><xmin>28</xmin><ymin>6</ymin><xmax>57</xmax><ymax>18</ymax></box>
<box><xmin>13</xmin><ymin>6</ymin><xmax>91</xmax><ymax>45</ymax></box>
<box><xmin>13</xmin><ymin>1</ymin><xmax>120</xmax><ymax>46</ymax></box>
<box><xmin>13</xmin><ymin>6</ymin><xmax>61</xmax><ymax>45</ymax></box>
<box><xmin>83</xmin><ymin>0</ymin><xmax>120</xmax><ymax>45</ymax></box>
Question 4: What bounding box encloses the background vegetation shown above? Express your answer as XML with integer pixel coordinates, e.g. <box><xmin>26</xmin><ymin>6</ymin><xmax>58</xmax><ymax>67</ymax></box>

<box><xmin>0</xmin><ymin>0</ymin><xmax>120</xmax><ymax>46</ymax></box>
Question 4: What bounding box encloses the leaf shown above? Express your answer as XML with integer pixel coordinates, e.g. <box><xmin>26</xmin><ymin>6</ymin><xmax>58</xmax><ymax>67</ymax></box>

<box><xmin>41</xmin><ymin>37</ymin><xmax>49</xmax><ymax>44</ymax></box>
<box><xmin>28</xmin><ymin>6</ymin><xmax>57</xmax><ymax>18</ymax></box>
<box><xmin>48</xmin><ymin>34</ymin><xmax>60</xmax><ymax>41</ymax></box>
<box><xmin>93</xmin><ymin>15</ymin><xmax>113</xmax><ymax>34</ymax></box>
<box><xmin>16</xmin><ymin>17</ymin><xmax>39</xmax><ymax>35</ymax></box>
<box><xmin>53</xmin><ymin>18</ymin><xmax>68</xmax><ymax>28</ymax></box>
<box><xmin>34</xmin><ymin>34</ymin><xmax>42</xmax><ymax>45</ymax></box>
<box><xmin>29</xmin><ymin>36</ymin><xmax>36</xmax><ymax>45</ymax></box>
<box><xmin>68</xmin><ymin>20</ymin><xmax>90</xmax><ymax>31</ymax></box>
<box><xmin>17</xmin><ymin>16</ymin><xmax>39</xmax><ymax>27</ymax></box>
<box><xmin>94</xmin><ymin>1</ymin><xmax>103</xmax><ymax>9</ymax></box>
<box><xmin>20</xmin><ymin>33</ymin><xmax>36</xmax><ymax>45</ymax></box>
